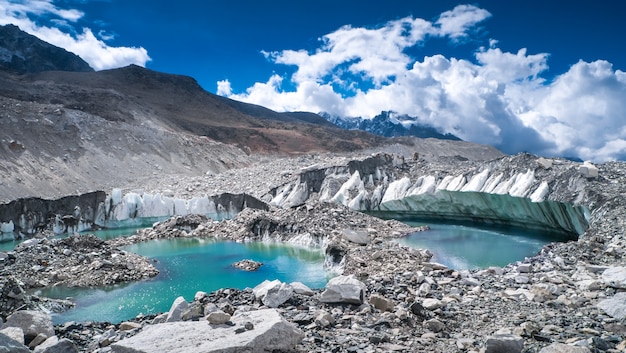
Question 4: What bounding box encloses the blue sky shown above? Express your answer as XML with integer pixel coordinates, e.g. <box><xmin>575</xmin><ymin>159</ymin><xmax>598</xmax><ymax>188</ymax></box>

<box><xmin>1</xmin><ymin>0</ymin><xmax>626</xmax><ymax>161</ymax></box>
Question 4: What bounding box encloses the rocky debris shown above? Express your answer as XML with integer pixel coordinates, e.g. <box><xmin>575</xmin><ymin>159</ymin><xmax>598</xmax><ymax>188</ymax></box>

<box><xmin>110</xmin><ymin>309</ymin><xmax>303</xmax><ymax>353</ymax></box>
<box><xmin>485</xmin><ymin>334</ymin><xmax>524</xmax><ymax>353</ymax></box>
<box><xmin>0</xmin><ymin>234</ymin><xmax>158</xmax><ymax>289</ymax></box>
<box><xmin>539</xmin><ymin>343</ymin><xmax>592</xmax><ymax>353</ymax></box>
<box><xmin>233</xmin><ymin>259</ymin><xmax>263</xmax><ymax>271</ymax></box>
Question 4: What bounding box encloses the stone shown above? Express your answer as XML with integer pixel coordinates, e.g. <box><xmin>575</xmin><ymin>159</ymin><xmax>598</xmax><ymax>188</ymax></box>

<box><xmin>0</xmin><ymin>326</ymin><xmax>24</xmax><ymax>344</ymax></box>
<box><xmin>181</xmin><ymin>302</ymin><xmax>204</xmax><ymax>321</ymax></box>
<box><xmin>485</xmin><ymin>334</ymin><xmax>524</xmax><ymax>353</ymax></box>
<box><xmin>601</xmin><ymin>267</ymin><xmax>626</xmax><ymax>288</ymax></box>
<box><xmin>206</xmin><ymin>311</ymin><xmax>231</xmax><ymax>325</ymax></box>
<box><xmin>517</xmin><ymin>263</ymin><xmax>532</xmax><ymax>273</ymax></box>
<box><xmin>232</xmin><ymin>259</ymin><xmax>262</xmax><ymax>271</ymax></box>
<box><xmin>165</xmin><ymin>296</ymin><xmax>188</xmax><ymax>322</ymax></box>
<box><xmin>320</xmin><ymin>275</ymin><xmax>366</xmax><ymax>304</ymax></box>
<box><xmin>111</xmin><ymin>309</ymin><xmax>303</xmax><ymax>353</ymax></box>
<box><xmin>28</xmin><ymin>333</ymin><xmax>48</xmax><ymax>348</ymax></box>
<box><xmin>342</xmin><ymin>228</ymin><xmax>370</xmax><ymax>245</ymax></box>
<box><xmin>314</xmin><ymin>310</ymin><xmax>335</xmax><ymax>327</ymax></box>
<box><xmin>262</xmin><ymin>282</ymin><xmax>293</xmax><ymax>308</ymax></box>
<box><xmin>579</xmin><ymin>161</ymin><xmax>599</xmax><ymax>178</ymax></box>
<box><xmin>598</xmin><ymin>292</ymin><xmax>626</xmax><ymax>319</ymax></box>
<box><xmin>2</xmin><ymin>310</ymin><xmax>54</xmax><ymax>344</ymax></box>
<box><xmin>370</xmin><ymin>294</ymin><xmax>395</xmax><ymax>312</ymax></box>
<box><xmin>537</xmin><ymin>158</ymin><xmax>553</xmax><ymax>169</ymax></box>
<box><xmin>424</xmin><ymin>319</ymin><xmax>445</xmax><ymax>333</ymax></box>
<box><xmin>422</xmin><ymin>298</ymin><xmax>443</xmax><ymax>310</ymax></box>
<box><xmin>539</xmin><ymin>343</ymin><xmax>591</xmax><ymax>353</ymax></box>
<box><xmin>33</xmin><ymin>337</ymin><xmax>78</xmax><ymax>353</ymax></box>
<box><xmin>118</xmin><ymin>322</ymin><xmax>142</xmax><ymax>331</ymax></box>
<box><xmin>0</xmin><ymin>332</ymin><xmax>29</xmax><ymax>353</ymax></box>
<box><xmin>290</xmin><ymin>281</ymin><xmax>315</xmax><ymax>296</ymax></box>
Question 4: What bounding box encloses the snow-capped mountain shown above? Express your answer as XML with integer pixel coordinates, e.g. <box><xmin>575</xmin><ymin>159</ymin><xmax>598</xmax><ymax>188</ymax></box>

<box><xmin>323</xmin><ymin>111</ymin><xmax>461</xmax><ymax>141</ymax></box>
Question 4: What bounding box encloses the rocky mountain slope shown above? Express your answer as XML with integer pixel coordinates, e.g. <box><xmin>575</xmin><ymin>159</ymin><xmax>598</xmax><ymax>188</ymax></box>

<box><xmin>0</xmin><ymin>25</ymin><xmax>503</xmax><ymax>202</ymax></box>
<box><xmin>0</xmin><ymin>24</ymin><xmax>93</xmax><ymax>74</ymax></box>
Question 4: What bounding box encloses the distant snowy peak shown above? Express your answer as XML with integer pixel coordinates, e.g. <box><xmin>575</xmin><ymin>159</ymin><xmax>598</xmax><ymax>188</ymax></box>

<box><xmin>0</xmin><ymin>24</ymin><xmax>93</xmax><ymax>74</ymax></box>
<box><xmin>323</xmin><ymin>111</ymin><xmax>461</xmax><ymax>141</ymax></box>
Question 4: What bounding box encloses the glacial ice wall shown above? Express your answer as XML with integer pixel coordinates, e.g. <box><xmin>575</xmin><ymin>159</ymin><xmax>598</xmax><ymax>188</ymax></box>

<box><xmin>0</xmin><ymin>189</ymin><xmax>268</xmax><ymax>236</ymax></box>
<box><xmin>269</xmin><ymin>154</ymin><xmax>590</xmax><ymax>239</ymax></box>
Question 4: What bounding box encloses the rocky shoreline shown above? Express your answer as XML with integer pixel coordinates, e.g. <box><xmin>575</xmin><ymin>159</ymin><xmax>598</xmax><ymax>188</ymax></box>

<box><xmin>1</xmin><ymin>152</ymin><xmax>626</xmax><ymax>352</ymax></box>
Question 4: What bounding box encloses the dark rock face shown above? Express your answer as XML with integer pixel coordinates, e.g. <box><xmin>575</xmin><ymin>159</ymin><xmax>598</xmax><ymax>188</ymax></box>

<box><xmin>0</xmin><ymin>191</ymin><xmax>106</xmax><ymax>235</ymax></box>
<box><xmin>0</xmin><ymin>24</ymin><xmax>93</xmax><ymax>74</ymax></box>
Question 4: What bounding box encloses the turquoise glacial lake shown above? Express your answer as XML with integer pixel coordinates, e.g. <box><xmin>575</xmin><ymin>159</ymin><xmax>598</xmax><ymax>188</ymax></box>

<box><xmin>34</xmin><ymin>237</ymin><xmax>327</xmax><ymax>324</ymax></box>
<box><xmin>399</xmin><ymin>221</ymin><xmax>554</xmax><ymax>270</ymax></box>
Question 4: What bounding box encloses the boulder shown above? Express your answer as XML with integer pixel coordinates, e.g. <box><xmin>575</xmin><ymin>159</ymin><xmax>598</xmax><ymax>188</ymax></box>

<box><xmin>165</xmin><ymin>296</ymin><xmax>188</xmax><ymax>322</ymax></box>
<box><xmin>2</xmin><ymin>310</ymin><xmax>54</xmax><ymax>344</ymax></box>
<box><xmin>370</xmin><ymin>294</ymin><xmax>395</xmax><ymax>312</ymax></box>
<box><xmin>537</xmin><ymin>158</ymin><xmax>553</xmax><ymax>169</ymax></box>
<box><xmin>601</xmin><ymin>267</ymin><xmax>626</xmax><ymax>289</ymax></box>
<box><xmin>119</xmin><ymin>322</ymin><xmax>142</xmax><ymax>331</ymax></box>
<box><xmin>342</xmin><ymin>229</ymin><xmax>370</xmax><ymax>245</ymax></box>
<box><xmin>0</xmin><ymin>332</ymin><xmax>29</xmax><ymax>353</ymax></box>
<box><xmin>33</xmin><ymin>336</ymin><xmax>78</xmax><ymax>353</ymax></box>
<box><xmin>111</xmin><ymin>309</ymin><xmax>303</xmax><ymax>353</ymax></box>
<box><xmin>598</xmin><ymin>292</ymin><xmax>626</xmax><ymax>319</ymax></box>
<box><xmin>579</xmin><ymin>161</ymin><xmax>599</xmax><ymax>178</ymax></box>
<box><xmin>422</xmin><ymin>298</ymin><xmax>443</xmax><ymax>310</ymax></box>
<box><xmin>485</xmin><ymin>334</ymin><xmax>524</xmax><ymax>353</ymax></box>
<box><xmin>539</xmin><ymin>343</ymin><xmax>591</xmax><ymax>353</ymax></box>
<box><xmin>0</xmin><ymin>326</ymin><xmax>24</xmax><ymax>344</ymax></box>
<box><xmin>290</xmin><ymin>281</ymin><xmax>315</xmax><ymax>296</ymax></box>
<box><xmin>320</xmin><ymin>275</ymin><xmax>366</xmax><ymax>304</ymax></box>
<box><xmin>206</xmin><ymin>311</ymin><xmax>231</xmax><ymax>325</ymax></box>
<box><xmin>253</xmin><ymin>280</ymin><xmax>293</xmax><ymax>308</ymax></box>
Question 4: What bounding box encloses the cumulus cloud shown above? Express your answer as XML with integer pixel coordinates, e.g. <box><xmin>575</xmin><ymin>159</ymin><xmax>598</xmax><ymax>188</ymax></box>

<box><xmin>0</xmin><ymin>0</ymin><xmax>150</xmax><ymax>70</ymax></box>
<box><xmin>220</xmin><ymin>4</ymin><xmax>626</xmax><ymax>162</ymax></box>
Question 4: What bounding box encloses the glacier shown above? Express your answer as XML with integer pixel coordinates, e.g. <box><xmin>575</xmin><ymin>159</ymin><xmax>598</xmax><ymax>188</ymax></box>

<box><xmin>269</xmin><ymin>154</ymin><xmax>591</xmax><ymax>239</ymax></box>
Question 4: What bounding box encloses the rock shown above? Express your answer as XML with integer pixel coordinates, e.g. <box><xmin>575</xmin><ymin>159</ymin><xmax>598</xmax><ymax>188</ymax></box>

<box><xmin>2</xmin><ymin>310</ymin><xmax>54</xmax><ymax>344</ymax></box>
<box><xmin>263</xmin><ymin>282</ymin><xmax>293</xmax><ymax>308</ymax></box>
<box><xmin>0</xmin><ymin>332</ymin><xmax>29</xmax><ymax>353</ymax></box>
<box><xmin>320</xmin><ymin>275</ymin><xmax>366</xmax><ymax>304</ymax></box>
<box><xmin>0</xmin><ymin>326</ymin><xmax>24</xmax><ymax>344</ymax></box>
<box><xmin>539</xmin><ymin>342</ymin><xmax>591</xmax><ymax>353</ymax></box>
<box><xmin>422</xmin><ymin>298</ymin><xmax>443</xmax><ymax>310</ymax></box>
<box><xmin>537</xmin><ymin>158</ymin><xmax>553</xmax><ymax>169</ymax></box>
<box><xmin>118</xmin><ymin>322</ymin><xmax>142</xmax><ymax>331</ymax></box>
<box><xmin>165</xmin><ymin>296</ymin><xmax>188</xmax><ymax>322</ymax></box>
<box><xmin>290</xmin><ymin>281</ymin><xmax>315</xmax><ymax>296</ymax></box>
<box><xmin>369</xmin><ymin>294</ymin><xmax>395</xmax><ymax>312</ymax></box>
<box><xmin>579</xmin><ymin>161</ymin><xmax>599</xmax><ymax>178</ymax></box>
<box><xmin>314</xmin><ymin>310</ymin><xmax>335</xmax><ymax>327</ymax></box>
<box><xmin>598</xmin><ymin>292</ymin><xmax>626</xmax><ymax>319</ymax></box>
<box><xmin>181</xmin><ymin>302</ymin><xmax>204</xmax><ymax>321</ymax></box>
<box><xmin>111</xmin><ymin>309</ymin><xmax>303</xmax><ymax>353</ymax></box>
<box><xmin>28</xmin><ymin>333</ymin><xmax>48</xmax><ymax>348</ymax></box>
<box><xmin>33</xmin><ymin>337</ymin><xmax>78</xmax><ymax>353</ymax></box>
<box><xmin>424</xmin><ymin>319</ymin><xmax>445</xmax><ymax>333</ymax></box>
<box><xmin>601</xmin><ymin>267</ymin><xmax>626</xmax><ymax>288</ymax></box>
<box><xmin>410</xmin><ymin>301</ymin><xmax>428</xmax><ymax>318</ymax></box>
<box><xmin>232</xmin><ymin>259</ymin><xmax>262</xmax><ymax>271</ymax></box>
<box><xmin>342</xmin><ymin>228</ymin><xmax>370</xmax><ymax>245</ymax></box>
<box><xmin>206</xmin><ymin>311</ymin><xmax>231</xmax><ymax>325</ymax></box>
<box><xmin>485</xmin><ymin>334</ymin><xmax>524</xmax><ymax>353</ymax></box>
<box><xmin>517</xmin><ymin>263</ymin><xmax>532</xmax><ymax>273</ymax></box>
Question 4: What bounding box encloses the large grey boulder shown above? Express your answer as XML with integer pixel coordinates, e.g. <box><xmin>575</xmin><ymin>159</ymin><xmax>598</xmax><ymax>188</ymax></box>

<box><xmin>1</xmin><ymin>310</ymin><xmax>54</xmax><ymax>344</ymax></box>
<box><xmin>253</xmin><ymin>280</ymin><xmax>294</xmax><ymax>308</ymax></box>
<box><xmin>0</xmin><ymin>332</ymin><xmax>29</xmax><ymax>353</ymax></box>
<box><xmin>342</xmin><ymin>229</ymin><xmax>370</xmax><ymax>245</ymax></box>
<box><xmin>33</xmin><ymin>336</ymin><xmax>78</xmax><ymax>353</ymax></box>
<box><xmin>165</xmin><ymin>296</ymin><xmax>188</xmax><ymax>322</ymax></box>
<box><xmin>601</xmin><ymin>267</ymin><xmax>626</xmax><ymax>289</ymax></box>
<box><xmin>111</xmin><ymin>309</ymin><xmax>303</xmax><ymax>353</ymax></box>
<box><xmin>320</xmin><ymin>275</ymin><xmax>366</xmax><ymax>304</ymax></box>
<box><xmin>598</xmin><ymin>292</ymin><xmax>626</xmax><ymax>319</ymax></box>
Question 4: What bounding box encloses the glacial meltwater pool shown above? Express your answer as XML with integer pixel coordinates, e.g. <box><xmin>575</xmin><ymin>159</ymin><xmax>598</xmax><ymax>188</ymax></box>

<box><xmin>33</xmin><ymin>238</ymin><xmax>327</xmax><ymax>324</ymax></box>
<box><xmin>399</xmin><ymin>221</ymin><xmax>555</xmax><ymax>270</ymax></box>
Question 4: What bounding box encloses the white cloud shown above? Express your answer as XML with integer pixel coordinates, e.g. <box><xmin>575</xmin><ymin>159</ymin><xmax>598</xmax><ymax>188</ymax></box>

<box><xmin>219</xmin><ymin>4</ymin><xmax>626</xmax><ymax>162</ymax></box>
<box><xmin>0</xmin><ymin>0</ymin><xmax>150</xmax><ymax>70</ymax></box>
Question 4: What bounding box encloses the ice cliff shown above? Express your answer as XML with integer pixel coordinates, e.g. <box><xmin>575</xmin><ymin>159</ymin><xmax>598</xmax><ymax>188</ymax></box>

<box><xmin>269</xmin><ymin>154</ymin><xmax>591</xmax><ymax>239</ymax></box>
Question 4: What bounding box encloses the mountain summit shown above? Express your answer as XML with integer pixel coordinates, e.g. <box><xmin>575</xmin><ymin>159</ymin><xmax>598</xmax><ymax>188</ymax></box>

<box><xmin>0</xmin><ymin>24</ymin><xmax>93</xmax><ymax>74</ymax></box>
